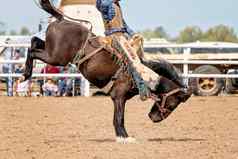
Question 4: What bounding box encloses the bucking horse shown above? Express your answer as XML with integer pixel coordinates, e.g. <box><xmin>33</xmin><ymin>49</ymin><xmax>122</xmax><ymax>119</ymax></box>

<box><xmin>23</xmin><ymin>0</ymin><xmax>192</xmax><ymax>143</ymax></box>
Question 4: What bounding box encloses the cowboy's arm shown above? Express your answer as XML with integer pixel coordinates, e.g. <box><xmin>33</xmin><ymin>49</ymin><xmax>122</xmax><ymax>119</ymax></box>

<box><xmin>100</xmin><ymin>0</ymin><xmax>114</xmax><ymax>7</ymax></box>
<box><xmin>96</xmin><ymin>0</ymin><xmax>115</xmax><ymax>21</ymax></box>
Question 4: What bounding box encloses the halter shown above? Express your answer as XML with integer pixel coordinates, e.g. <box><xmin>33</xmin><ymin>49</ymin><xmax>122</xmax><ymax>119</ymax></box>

<box><xmin>150</xmin><ymin>88</ymin><xmax>181</xmax><ymax>120</ymax></box>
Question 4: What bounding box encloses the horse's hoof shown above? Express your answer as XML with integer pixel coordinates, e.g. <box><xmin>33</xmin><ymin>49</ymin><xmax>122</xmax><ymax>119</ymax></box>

<box><xmin>116</xmin><ymin>137</ymin><xmax>136</xmax><ymax>144</ymax></box>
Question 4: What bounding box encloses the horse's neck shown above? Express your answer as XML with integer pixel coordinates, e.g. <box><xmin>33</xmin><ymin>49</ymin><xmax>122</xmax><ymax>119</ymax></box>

<box><xmin>160</xmin><ymin>77</ymin><xmax>178</xmax><ymax>93</ymax></box>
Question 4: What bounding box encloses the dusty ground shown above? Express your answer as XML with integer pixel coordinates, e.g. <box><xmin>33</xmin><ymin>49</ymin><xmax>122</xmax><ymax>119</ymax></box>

<box><xmin>0</xmin><ymin>96</ymin><xmax>238</xmax><ymax>159</ymax></box>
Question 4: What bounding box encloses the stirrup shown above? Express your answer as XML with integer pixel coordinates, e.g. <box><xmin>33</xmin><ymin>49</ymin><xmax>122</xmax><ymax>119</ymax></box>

<box><xmin>130</xmin><ymin>71</ymin><xmax>150</xmax><ymax>101</ymax></box>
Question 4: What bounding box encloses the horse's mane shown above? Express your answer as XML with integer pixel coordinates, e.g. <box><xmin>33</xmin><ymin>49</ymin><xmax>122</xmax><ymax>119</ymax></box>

<box><xmin>142</xmin><ymin>59</ymin><xmax>181</xmax><ymax>83</ymax></box>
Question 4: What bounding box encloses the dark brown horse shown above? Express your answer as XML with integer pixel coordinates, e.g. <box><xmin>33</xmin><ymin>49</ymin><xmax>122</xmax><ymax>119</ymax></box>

<box><xmin>24</xmin><ymin>0</ymin><xmax>191</xmax><ymax>143</ymax></box>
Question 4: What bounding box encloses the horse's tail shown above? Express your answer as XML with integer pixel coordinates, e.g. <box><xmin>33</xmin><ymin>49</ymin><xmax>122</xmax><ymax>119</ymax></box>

<box><xmin>39</xmin><ymin>0</ymin><xmax>63</xmax><ymax>20</ymax></box>
<box><xmin>39</xmin><ymin>0</ymin><xmax>93</xmax><ymax>30</ymax></box>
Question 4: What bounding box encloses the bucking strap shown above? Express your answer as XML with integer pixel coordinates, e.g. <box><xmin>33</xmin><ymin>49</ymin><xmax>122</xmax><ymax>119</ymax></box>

<box><xmin>73</xmin><ymin>46</ymin><xmax>104</xmax><ymax>67</ymax></box>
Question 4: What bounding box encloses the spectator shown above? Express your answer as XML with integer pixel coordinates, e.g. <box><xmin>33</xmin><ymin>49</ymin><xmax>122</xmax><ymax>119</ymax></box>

<box><xmin>58</xmin><ymin>66</ymin><xmax>75</xmax><ymax>96</ymax></box>
<box><xmin>58</xmin><ymin>66</ymin><xmax>69</xmax><ymax>96</ymax></box>
<box><xmin>42</xmin><ymin>78</ymin><xmax>58</xmax><ymax>96</ymax></box>
<box><xmin>38</xmin><ymin>64</ymin><xmax>60</xmax><ymax>95</ymax></box>
<box><xmin>13</xmin><ymin>49</ymin><xmax>21</xmax><ymax>59</ymax></box>
<box><xmin>15</xmin><ymin>77</ymin><xmax>32</xmax><ymax>96</ymax></box>
<box><xmin>13</xmin><ymin>49</ymin><xmax>22</xmax><ymax>73</ymax></box>
<box><xmin>15</xmin><ymin>64</ymin><xmax>24</xmax><ymax>74</ymax></box>
<box><xmin>41</xmin><ymin>64</ymin><xmax>60</xmax><ymax>74</ymax></box>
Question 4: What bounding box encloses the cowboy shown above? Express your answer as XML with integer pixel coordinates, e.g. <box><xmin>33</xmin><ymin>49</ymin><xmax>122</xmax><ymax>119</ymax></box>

<box><xmin>96</xmin><ymin>0</ymin><xmax>160</xmax><ymax>100</ymax></box>
<box><xmin>96</xmin><ymin>0</ymin><xmax>187</xmax><ymax>100</ymax></box>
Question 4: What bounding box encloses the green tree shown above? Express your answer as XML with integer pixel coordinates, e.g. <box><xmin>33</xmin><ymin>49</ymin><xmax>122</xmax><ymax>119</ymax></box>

<box><xmin>0</xmin><ymin>21</ymin><xmax>6</xmax><ymax>35</ymax></box>
<box><xmin>140</xmin><ymin>29</ymin><xmax>155</xmax><ymax>40</ymax></box>
<box><xmin>153</xmin><ymin>26</ymin><xmax>169</xmax><ymax>39</ymax></box>
<box><xmin>19</xmin><ymin>26</ymin><xmax>31</xmax><ymax>35</ymax></box>
<box><xmin>10</xmin><ymin>30</ymin><xmax>17</xmax><ymax>35</ymax></box>
<box><xmin>202</xmin><ymin>25</ymin><xmax>238</xmax><ymax>42</ymax></box>
<box><xmin>177</xmin><ymin>26</ymin><xmax>203</xmax><ymax>43</ymax></box>
<box><xmin>140</xmin><ymin>26</ymin><xmax>169</xmax><ymax>40</ymax></box>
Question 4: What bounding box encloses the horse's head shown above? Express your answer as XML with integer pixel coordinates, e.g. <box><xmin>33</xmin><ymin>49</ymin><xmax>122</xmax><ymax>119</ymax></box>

<box><xmin>148</xmin><ymin>77</ymin><xmax>192</xmax><ymax>123</ymax></box>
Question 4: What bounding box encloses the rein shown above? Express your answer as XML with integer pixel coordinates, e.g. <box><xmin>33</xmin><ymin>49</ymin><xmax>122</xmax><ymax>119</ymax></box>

<box><xmin>150</xmin><ymin>88</ymin><xmax>181</xmax><ymax>119</ymax></box>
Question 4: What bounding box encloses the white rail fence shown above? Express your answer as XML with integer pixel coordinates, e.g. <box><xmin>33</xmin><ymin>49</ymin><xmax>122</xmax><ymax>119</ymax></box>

<box><xmin>144</xmin><ymin>42</ymin><xmax>238</xmax><ymax>86</ymax></box>
<box><xmin>1</xmin><ymin>41</ymin><xmax>238</xmax><ymax>96</ymax></box>
<box><xmin>0</xmin><ymin>73</ymin><xmax>90</xmax><ymax>97</ymax></box>
<box><xmin>0</xmin><ymin>43</ymin><xmax>90</xmax><ymax>96</ymax></box>
<box><xmin>169</xmin><ymin>60</ymin><xmax>238</xmax><ymax>78</ymax></box>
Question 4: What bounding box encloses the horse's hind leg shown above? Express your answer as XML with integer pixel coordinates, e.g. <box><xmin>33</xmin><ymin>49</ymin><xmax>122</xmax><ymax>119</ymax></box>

<box><xmin>23</xmin><ymin>37</ymin><xmax>45</xmax><ymax>80</ymax></box>
<box><xmin>23</xmin><ymin>48</ymin><xmax>34</xmax><ymax>80</ymax></box>
<box><xmin>23</xmin><ymin>37</ymin><xmax>69</xmax><ymax>80</ymax></box>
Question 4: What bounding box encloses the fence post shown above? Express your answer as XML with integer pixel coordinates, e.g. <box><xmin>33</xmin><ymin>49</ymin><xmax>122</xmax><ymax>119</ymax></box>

<box><xmin>80</xmin><ymin>75</ymin><xmax>90</xmax><ymax>97</ymax></box>
<box><xmin>6</xmin><ymin>47</ymin><xmax>14</xmax><ymax>96</ymax></box>
<box><xmin>183</xmin><ymin>48</ymin><xmax>190</xmax><ymax>86</ymax></box>
<box><xmin>7</xmin><ymin>67</ymin><xmax>13</xmax><ymax>96</ymax></box>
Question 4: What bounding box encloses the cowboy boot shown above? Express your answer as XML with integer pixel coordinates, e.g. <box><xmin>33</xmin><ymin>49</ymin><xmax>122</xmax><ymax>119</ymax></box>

<box><xmin>129</xmin><ymin>66</ymin><xmax>151</xmax><ymax>101</ymax></box>
<box><xmin>111</xmin><ymin>35</ymin><xmax>160</xmax><ymax>100</ymax></box>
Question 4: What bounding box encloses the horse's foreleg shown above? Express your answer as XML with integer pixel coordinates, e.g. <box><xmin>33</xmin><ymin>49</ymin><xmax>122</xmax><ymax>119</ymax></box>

<box><xmin>112</xmin><ymin>98</ymin><xmax>135</xmax><ymax>143</ymax></box>
<box><xmin>112</xmin><ymin>98</ymin><xmax>128</xmax><ymax>137</ymax></box>
<box><xmin>111</xmin><ymin>75</ymin><xmax>136</xmax><ymax>143</ymax></box>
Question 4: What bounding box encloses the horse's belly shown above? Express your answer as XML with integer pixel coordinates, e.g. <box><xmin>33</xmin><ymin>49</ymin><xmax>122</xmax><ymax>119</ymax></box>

<box><xmin>79</xmin><ymin>56</ymin><xmax>118</xmax><ymax>88</ymax></box>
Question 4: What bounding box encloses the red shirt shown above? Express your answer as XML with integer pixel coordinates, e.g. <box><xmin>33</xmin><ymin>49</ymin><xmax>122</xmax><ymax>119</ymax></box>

<box><xmin>41</xmin><ymin>65</ymin><xmax>60</xmax><ymax>74</ymax></box>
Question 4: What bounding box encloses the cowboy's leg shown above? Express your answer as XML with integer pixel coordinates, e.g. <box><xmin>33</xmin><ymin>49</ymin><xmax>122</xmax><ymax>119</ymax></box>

<box><xmin>112</xmin><ymin>35</ymin><xmax>160</xmax><ymax>99</ymax></box>
<box><xmin>129</xmin><ymin>34</ymin><xmax>188</xmax><ymax>92</ymax></box>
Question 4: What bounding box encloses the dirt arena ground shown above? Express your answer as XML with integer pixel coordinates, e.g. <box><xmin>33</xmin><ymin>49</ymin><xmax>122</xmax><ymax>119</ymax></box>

<box><xmin>0</xmin><ymin>96</ymin><xmax>238</xmax><ymax>159</ymax></box>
